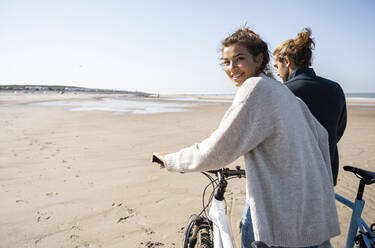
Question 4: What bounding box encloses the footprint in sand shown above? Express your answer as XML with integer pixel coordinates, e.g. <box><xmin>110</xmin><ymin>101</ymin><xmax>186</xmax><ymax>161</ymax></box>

<box><xmin>142</xmin><ymin>227</ymin><xmax>154</xmax><ymax>235</ymax></box>
<box><xmin>112</xmin><ymin>203</ymin><xmax>135</xmax><ymax>213</ymax></box>
<box><xmin>117</xmin><ymin>216</ymin><xmax>133</xmax><ymax>223</ymax></box>
<box><xmin>70</xmin><ymin>234</ymin><xmax>80</xmax><ymax>240</ymax></box>
<box><xmin>46</xmin><ymin>192</ymin><xmax>58</xmax><ymax>197</ymax></box>
<box><xmin>69</xmin><ymin>226</ymin><xmax>82</xmax><ymax>244</ymax></box>
<box><xmin>140</xmin><ymin>241</ymin><xmax>165</xmax><ymax>247</ymax></box>
<box><xmin>37</xmin><ymin>215</ymin><xmax>51</xmax><ymax>222</ymax></box>
<box><xmin>111</xmin><ymin>202</ymin><xmax>123</xmax><ymax>207</ymax></box>
<box><xmin>71</xmin><ymin>225</ymin><xmax>81</xmax><ymax>231</ymax></box>
<box><xmin>115</xmin><ymin>204</ymin><xmax>136</xmax><ymax>223</ymax></box>
<box><xmin>36</xmin><ymin>210</ymin><xmax>52</xmax><ymax>222</ymax></box>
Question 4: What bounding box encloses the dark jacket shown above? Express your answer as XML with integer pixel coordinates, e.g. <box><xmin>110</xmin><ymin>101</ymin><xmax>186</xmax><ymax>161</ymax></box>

<box><xmin>286</xmin><ymin>68</ymin><xmax>347</xmax><ymax>185</ymax></box>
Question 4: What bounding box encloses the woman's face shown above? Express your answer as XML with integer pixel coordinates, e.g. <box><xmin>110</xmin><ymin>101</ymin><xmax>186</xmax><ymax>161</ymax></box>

<box><xmin>222</xmin><ymin>43</ymin><xmax>261</xmax><ymax>87</ymax></box>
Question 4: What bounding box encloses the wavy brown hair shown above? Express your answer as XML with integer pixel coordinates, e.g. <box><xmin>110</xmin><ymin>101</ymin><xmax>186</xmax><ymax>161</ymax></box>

<box><xmin>221</xmin><ymin>28</ymin><xmax>271</xmax><ymax>76</ymax></box>
<box><xmin>273</xmin><ymin>28</ymin><xmax>315</xmax><ymax>68</ymax></box>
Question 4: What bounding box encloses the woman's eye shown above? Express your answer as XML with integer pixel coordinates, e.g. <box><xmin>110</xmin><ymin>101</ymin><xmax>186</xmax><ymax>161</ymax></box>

<box><xmin>223</xmin><ymin>61</ymin><xmax>230</xmax><ymax>66</ymax></box>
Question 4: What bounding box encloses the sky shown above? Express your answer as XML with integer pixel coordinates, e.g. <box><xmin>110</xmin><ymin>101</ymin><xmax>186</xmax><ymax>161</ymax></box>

<box><xmin>0</xmin><ymin>0</ymin><xmax>374</xmax><ymax>94</ymax></box>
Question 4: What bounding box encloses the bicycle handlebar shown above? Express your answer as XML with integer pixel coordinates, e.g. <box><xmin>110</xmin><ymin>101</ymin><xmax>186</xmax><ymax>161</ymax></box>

<box><xmin>206</xmin><ymin>166</ymin><xmax>245</xmax><ymax>178</ymax></box>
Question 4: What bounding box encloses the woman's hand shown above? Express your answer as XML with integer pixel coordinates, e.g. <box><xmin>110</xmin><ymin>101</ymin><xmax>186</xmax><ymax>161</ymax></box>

<box><xmin>152</xmin><ymin>152</ymin><xmax>167</xmax><ymax>168</ymax></box>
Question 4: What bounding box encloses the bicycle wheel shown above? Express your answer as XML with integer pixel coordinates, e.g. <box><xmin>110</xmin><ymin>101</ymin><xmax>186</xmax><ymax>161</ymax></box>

<box><xmin>183</xmin><ymin>215</ymin><xmax>213</xmax><ymax>248</ymax></box>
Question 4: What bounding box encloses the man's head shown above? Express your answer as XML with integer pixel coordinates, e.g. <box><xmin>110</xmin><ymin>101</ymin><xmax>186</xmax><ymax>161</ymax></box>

<box><xmin>273</xmin><ymin>55</ymin><xmax>294</xmax><ymax>82</ymax></box>
<box><xmin>273</xmin><ymin>28</ymin><xmax>315</xmax><ymax>82</ymax></box>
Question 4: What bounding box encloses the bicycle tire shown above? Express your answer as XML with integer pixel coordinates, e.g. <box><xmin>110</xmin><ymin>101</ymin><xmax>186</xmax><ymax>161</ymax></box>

<box><xmin>183</xmin><ymin>215</ymin><xmax>198</xmax><ymax>248</ymax></box>
<box><xmin>198</xmin><ymin>227</ymin><xmax>213</xmax><ymax>248</ymax></box>
<box><xmin>183</xmin><ymin>215</ymin><xmax>213</xmax><ymax>248</ymax></box>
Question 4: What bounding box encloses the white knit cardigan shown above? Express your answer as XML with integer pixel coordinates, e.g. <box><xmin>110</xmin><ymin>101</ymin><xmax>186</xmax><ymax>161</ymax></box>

<box><xmin>164</xmin><ymin>74</ymin><xmax>340</xmax><ymax>247</ymax></box>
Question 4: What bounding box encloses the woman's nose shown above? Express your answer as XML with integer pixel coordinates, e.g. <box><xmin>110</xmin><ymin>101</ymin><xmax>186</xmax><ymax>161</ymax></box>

<box><xmin>229</xmin><ymin>61</ymin><xmax>238</xmax><ymax>70</ymax></box>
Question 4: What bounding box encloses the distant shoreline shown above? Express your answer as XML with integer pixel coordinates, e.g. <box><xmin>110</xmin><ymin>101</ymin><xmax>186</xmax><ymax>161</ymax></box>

<box><xmin>0</xmin><ymin>84</ymin><xmax>152</xmax><ymax>97</ymax></box>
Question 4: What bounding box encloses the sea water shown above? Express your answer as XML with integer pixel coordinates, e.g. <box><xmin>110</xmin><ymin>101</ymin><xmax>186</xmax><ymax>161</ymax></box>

<box><xmin>345</xmin><ymin>92</ymin><xmax>375</xmax><ymax>98</ymax></box>
<box><xmin>30</xmin><ymin>96</ymin><xmax>228</xmax><ymax>114</ymax></box>
<box><xmin>29</xmin><ymin>93</ymin><xmax>375</xmax><ymax>114</ymax></box>
<box><xmin>345</xmin><ymin>92</ymin><xmax>375</xmax><ymax>110</ymax></box>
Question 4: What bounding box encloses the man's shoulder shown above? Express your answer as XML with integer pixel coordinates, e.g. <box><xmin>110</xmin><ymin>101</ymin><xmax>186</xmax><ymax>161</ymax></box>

<box><xmin>285</xmin><ymin>77</ymin><xmax>313</xmax><ymax>93</ymax></box>
<box><xmin>287</xmin><ymin>74</ymin><xmax>343</xmax><ymax>92</ymax></box>
<box><xmin>315</xmin><ymin>76</ymin><xmax>344</xmax><ymax>90</ymax></box>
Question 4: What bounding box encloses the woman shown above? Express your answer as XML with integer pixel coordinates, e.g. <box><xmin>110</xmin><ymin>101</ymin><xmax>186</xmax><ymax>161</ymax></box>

<box><xmin>153</xmin><ymin>28</ymin><xmax>339</xmax><ymax>248</ymax></box>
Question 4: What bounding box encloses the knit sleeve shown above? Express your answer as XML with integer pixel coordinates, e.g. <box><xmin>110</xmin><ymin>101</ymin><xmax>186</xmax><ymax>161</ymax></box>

<box><xmin>164</xmin><ymin>78</ymin><xmax>276</xmax><ymax>173</ymax></box>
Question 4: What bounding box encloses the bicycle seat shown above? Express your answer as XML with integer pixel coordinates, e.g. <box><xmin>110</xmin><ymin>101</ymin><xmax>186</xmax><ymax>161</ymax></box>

<box><xmin>251</xmin><ymin>241</ymin><xmax>270</xmax><ymax>248</ymax></box>
<box><xmin>344</xmin><ymin>166</ymin><xmax>375</xmax><ymax>185</ymax></box>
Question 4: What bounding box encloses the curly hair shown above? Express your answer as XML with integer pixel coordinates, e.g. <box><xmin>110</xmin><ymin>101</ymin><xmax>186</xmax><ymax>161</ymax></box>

<box><xmin>273</xmin><ymin>28</ymin><xmax>315</xmax><ymax>68</ymax></box>
<box><xmin>221</xmin><ymin>28</ymin><xmax>271</xmax><ymax>76</ymax></box>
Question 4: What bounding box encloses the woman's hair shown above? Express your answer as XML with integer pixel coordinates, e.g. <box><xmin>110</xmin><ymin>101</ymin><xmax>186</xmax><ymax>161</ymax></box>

<box><xmin>273</xmin><ymin>28</ymin><xmax>315</xmax><ymax>68</ymax></box>
<box><xmin>221</xmin><ymin>28</ymin><xmax>271</xmax><ymax>76</ymax></box>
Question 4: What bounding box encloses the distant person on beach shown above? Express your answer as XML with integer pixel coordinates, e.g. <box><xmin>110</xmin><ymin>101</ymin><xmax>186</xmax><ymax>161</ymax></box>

<box><xmin>273</xmin><ymin>28</ymin><xmax>347</xmax><ymax>186</ymax></box>
<box><xmin>153</xmin><ymin>27</ymin><xmax>339</xmax><ymax>247</ymax></box>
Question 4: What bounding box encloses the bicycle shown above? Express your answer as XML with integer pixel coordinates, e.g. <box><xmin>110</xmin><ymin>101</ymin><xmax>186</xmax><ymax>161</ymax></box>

<box><xmin>182</xmin><ymin>166</ymin><xmax>245</xmax><ymax>248</ymax></box>
<box><xmin>182</xmin><ymin>165</ymin><xmax>375</xmax><ymax>248</ymax></box>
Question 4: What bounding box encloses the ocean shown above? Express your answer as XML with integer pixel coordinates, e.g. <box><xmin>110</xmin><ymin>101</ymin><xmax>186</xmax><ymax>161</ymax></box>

<box><xmin>29</xmin><ymin>93</ymin><xmax>375</xmax><ymax>114</ymax></box>
<box><xmin>345</xmin><ymin>93</ymin><xmax>375</xmax><ymax>110</ymax></box>
<box><xmin>30</xmin><ymin>96</ymin><xmax>228</xmax><ymax>114</ymax></box>
<box><xmin>345</xmin><ymin>92</ymin><xmax>375</xmax><ymax>98</ymax></box>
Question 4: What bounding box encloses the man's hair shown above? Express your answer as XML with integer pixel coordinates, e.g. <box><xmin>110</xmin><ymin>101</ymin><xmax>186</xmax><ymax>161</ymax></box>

<box><xmin>273</xmin><ymin>28</ymin><xmax>315</xmax><ymax>68</ymax></box>
<box><xmin>221</xmin><ymin>27</ymin><xmax>271</xmax><ymax>76</ymax></box>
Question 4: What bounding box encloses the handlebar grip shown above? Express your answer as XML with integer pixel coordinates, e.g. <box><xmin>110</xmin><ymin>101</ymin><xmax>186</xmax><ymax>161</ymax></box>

<box><xmin>206</xmin><ymin>168</ymin><xmax>245</xmax><ymax>177</ymax></box>
<box><xmin>225</xmin><ymin>169</ymin><xmax>246</xmax><ymax>177</ymax></box>
<box><xmin>152</xmin><ymin>155</ymin><xmax>163</xmax><ymax>164</ymax></box>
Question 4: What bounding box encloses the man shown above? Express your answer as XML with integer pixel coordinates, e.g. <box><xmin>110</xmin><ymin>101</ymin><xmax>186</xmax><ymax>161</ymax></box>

<box><xmin>273</xmin><ymin>28</ymin><xmax>347</xmax><ymax>186</ymax></box>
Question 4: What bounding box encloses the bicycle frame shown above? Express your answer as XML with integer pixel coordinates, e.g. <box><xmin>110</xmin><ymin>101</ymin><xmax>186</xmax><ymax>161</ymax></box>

<box><xmin>205</xmin><ymin>168</ymin><xmax>245</xmax><ymax>248</ymax></box>
<box><xmin>335</xmin><ymin>193</ymin><xmax>374</xmax><ymax>248</ymax></box>
<box><xmin>209</xmin><ymin>197</ymin><xmax>234</xmax><ymax>248</ymax></box>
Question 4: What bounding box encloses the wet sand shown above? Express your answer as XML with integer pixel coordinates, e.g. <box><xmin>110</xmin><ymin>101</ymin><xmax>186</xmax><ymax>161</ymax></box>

<box><xmin>0</xmin><ymin>93</ymin><xmax>374</xmax><ymax>248</ymax></box>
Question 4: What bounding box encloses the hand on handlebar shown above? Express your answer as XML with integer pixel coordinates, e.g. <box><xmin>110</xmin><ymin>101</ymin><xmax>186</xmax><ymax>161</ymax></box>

<box><xmin>152</xmin><ymin>152</ymin><xmax>167</xmax><ymax>169</ymax></box>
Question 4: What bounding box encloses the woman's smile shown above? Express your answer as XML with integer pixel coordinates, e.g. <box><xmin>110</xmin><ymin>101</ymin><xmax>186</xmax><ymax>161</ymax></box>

<box><xmin>231</xmin><ymin>72</ymin><xmax>244</xmax><ymax>80</ymax></box>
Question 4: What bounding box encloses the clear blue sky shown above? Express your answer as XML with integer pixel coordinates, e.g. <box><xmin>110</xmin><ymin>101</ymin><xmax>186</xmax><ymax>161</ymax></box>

<box><xmin>0</xmin><ymin>0</ymin><xmax>374</xmax><ymax>94</ymax></box>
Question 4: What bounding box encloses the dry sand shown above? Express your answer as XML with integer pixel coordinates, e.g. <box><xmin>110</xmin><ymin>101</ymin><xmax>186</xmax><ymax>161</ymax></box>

<box><xmin>0</xmin><ymin>93</ymin><xmax>374</xmax><ymax>248</ymax></box>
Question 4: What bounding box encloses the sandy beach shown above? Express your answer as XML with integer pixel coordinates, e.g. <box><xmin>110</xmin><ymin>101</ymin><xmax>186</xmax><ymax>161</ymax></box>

<box><xmin>0</xmin><ymin>93</ymin><xmax>374</xmax><ymax>248</ymax></box>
